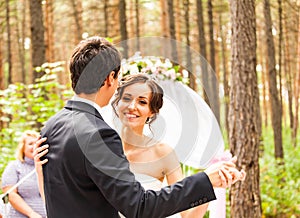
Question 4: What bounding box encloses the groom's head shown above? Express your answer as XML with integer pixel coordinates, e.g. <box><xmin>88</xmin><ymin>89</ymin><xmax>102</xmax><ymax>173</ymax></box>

<box><xmin>69</xmin><ymin>36</ymin><xmax>121</xmax><ymax>95</ymax></box>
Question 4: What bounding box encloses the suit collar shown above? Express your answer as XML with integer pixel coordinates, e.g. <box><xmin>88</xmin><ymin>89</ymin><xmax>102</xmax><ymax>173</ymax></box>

<box><xmin>65</xmin><ymin>100</ymin><xmax>104</xmax><ymax>120</ymax></box>
<box><xmin>72</xmin><ymin>95</ymin><xmax>103</xmax><ymax>114</ymax></box>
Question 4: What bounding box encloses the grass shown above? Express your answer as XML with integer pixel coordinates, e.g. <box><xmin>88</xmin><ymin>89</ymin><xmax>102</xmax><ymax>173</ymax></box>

<box><xmin>260</xmin><ymin>125</ymin><xmax>300</xmax><ymax>217</ymax></box>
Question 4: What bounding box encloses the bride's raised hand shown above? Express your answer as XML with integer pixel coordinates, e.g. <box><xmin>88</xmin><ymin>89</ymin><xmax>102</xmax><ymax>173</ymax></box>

<box><xmin>230</xmin><ymin>168</ymin><xmax>246</xmax><ymax>183</ymax></box>
<box><xmin>226</xmin><ymin>157</ymin><xmax>246</xmax><ymax>183</ymax></box>
<box><xmin>204</xmin><ymin>156</ymin><xmax>246</xmax><ymax>188</ymax></box>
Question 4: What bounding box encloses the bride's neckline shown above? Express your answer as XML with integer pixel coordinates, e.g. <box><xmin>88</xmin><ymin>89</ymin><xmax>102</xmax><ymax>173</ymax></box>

<box><xmin>121</xmin><ymin>127</ymin><xmax>158</xmax><ymax>148</ymax></box>
<box><xmin>122</xmin><ymin>136</ymin><xmax>158</xmax><ymax>149</ymax></box>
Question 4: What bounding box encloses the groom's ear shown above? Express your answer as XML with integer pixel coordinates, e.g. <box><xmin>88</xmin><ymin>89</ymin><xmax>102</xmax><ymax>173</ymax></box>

<box><xmin>105</xmin><ymin>71</ymin><xmax>116</xmax><ymax>87</ymax></box>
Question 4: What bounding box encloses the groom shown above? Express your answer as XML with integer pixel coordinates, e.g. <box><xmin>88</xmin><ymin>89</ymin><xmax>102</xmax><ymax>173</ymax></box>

<box><xmin>41</xmin><ymin>36</ymin><xmax>243</xmax><ymax>218</ymax></box>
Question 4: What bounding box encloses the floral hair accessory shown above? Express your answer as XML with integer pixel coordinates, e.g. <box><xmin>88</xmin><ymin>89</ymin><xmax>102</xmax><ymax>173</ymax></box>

<box><xmin>121</xmin><ymin>52</ymin><xmax>189</xmax><ymax>85</ymax></box>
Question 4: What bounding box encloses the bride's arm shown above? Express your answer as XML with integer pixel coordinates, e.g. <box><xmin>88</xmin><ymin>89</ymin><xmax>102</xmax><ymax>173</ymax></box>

<box><xmin>33</xmin><ymin>137</ymin><xmax>49</xmax><ymax>202</ymax></box>
<box><xmin>166</xmin><ymin>167</ymin><xmax>209</xmax><ymax>218</ymax></box>
<box><xmin>160</xmin><ymin>144</ymin><xmax>208</xmax><ymax>218</ymax></box>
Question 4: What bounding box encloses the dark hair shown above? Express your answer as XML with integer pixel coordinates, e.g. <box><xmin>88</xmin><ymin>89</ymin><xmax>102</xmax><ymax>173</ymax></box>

<box><xmin>112</xmin><ymin>74</ymin><xmax>164</xmax><ymax>124</ymax></box>
<box><xmin>69</xmin><ymin>36</ymin><xmax>121</xmax><ymax>94</ymax></box>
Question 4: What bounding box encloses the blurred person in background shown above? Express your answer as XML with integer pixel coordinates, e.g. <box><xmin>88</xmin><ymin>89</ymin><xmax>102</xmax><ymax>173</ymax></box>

<box><xmin>1</xmin><ymin>130</ymin><xmax>46</xmax><ymax>218</ymax></box>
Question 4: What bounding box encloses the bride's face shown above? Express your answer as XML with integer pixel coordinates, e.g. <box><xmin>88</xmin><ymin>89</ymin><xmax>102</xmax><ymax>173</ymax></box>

<box><xmin>117</xmin><ymin>83</ymin><xmax>153</xmax><ymax>131</ymax></box>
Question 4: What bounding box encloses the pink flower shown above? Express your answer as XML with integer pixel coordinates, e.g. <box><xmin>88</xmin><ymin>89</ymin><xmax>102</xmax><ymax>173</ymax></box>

<box><xmin>210</xmin><ymin>150</ymin><xmax>233</xmax><ymax>164</ymax></box>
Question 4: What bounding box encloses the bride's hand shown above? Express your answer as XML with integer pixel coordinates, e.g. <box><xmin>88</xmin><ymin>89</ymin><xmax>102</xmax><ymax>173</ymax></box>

<box><xmin>226</xmin><ymin>157</ymin><xmax>246</xmax><ymax>183</ymax></box>
<box><xmin>33</xmin><ymin>137</ymin><xmax>49</xmax><ymax>172</ymax></box>
<box><xmin>205</xmin><ymin>158</ymin><xmax>236</xmax><ymax>188</ymax></box>
<box><xmin>230</xmin><ymin>168</ymin><xmax>246</xmax><ymax>183</ymax></box>
<box><xmin>205</xmin><ymin>156</ymin><xmax>246</xmax><ymax>188</ymax></box>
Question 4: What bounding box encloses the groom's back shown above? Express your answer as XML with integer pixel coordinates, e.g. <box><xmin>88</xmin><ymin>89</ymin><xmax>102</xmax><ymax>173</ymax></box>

<box><xmin>41</xmin><ymin>104</ymin><xmax>120</xmax><ymax>218</ymax></box>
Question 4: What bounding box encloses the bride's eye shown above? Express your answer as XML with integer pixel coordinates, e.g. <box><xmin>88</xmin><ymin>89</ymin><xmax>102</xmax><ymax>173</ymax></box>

<box><xmin>139</xmin><ymin>100</ymin><xmax>147</xmax><ymax>105</ymax></box>
<box><xmin>122</xmin><ymin>96</ymin><xmax>131</xmax><ymax>102</ymax></box>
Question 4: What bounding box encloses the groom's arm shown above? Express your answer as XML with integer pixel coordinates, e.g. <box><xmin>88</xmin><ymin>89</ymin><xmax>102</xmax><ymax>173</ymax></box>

<box><xmin>85</xmin><ymin>128</ymin><xmax>216</xmax><ymax>218</ymax></box>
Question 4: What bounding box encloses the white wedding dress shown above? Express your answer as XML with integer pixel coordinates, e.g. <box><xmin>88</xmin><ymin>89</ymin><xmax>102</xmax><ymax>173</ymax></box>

<box><xmin>139</xmin><ymin>174</ymin><xmax>182</xmax><ymax>218</ymax></box>
<box><xmin>119</xmin><ymin>173</ymin><xmax>182</xmax><ymax>218</ymax></box>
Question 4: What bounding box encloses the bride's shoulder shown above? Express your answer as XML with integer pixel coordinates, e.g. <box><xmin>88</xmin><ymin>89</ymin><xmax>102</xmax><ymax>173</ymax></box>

<box><xmin>143</xmin><ymin>136</ymin><xmax>174</xmax><ymax>157</ymax></box>
<box><xmin>155</xmin><ymin>142</ymin><xmax>174</xmax><ymax>157</ymax></box>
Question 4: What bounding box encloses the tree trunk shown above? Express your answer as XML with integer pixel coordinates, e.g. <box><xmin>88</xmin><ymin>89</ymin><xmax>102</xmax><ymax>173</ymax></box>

<box><xmin>228</xmin><ymin>0</ymin><xmax>262</xmax><ymax>217</ymax></box>
<box><xmin>45</xmin><ymin>0</ymin><xmax>55</xmax><ymax>63</ymax></box>
<box><xmin>160</xmin><ymin>0</ymin><xmax>169</xmax><ymax>58</ymax></box>
<box><xmin>284</xmin><ymin>42</ymin><xmax>294</xmax><ymax>129</ymax></box>
<box><xmin>261</xmin><ymin>55</ymin><xmax>269</xmax><ymax>127</ymax></box>
<box><xmin>6</xmin><ymin>0</ymin><xmax>12</xmax><ymax>84</ymax></box>
<box><xmin>21</xmin><ymin>0</ymin><xmax>27</xmax><ymax>83</ymax></box>
<box><xmin>183</xmin><ymin>0</ymin><xmax>194</xmax><ymax>90</ymax></box>
<box><xmin>257</xmin><ymin>26</ymin><xmax>269</xmax><ymax>128</ymax></box>
<box><xmin>219</xmin><ymin>14</ymin><xmax>229</xmax><ymax>137</ymax></box>
<box><xmin>278</xmin><ymin>0</ymin><xmax>283</xmax><ymax>116</ymax></box>
<box><xmin>263</xmin><ymin>0</ymin><xmax>284</xmax><ymax>159</ymax></box>
<box><xmin>9</xmin><ymin>2</ymin><xmax>20</xmax><ymax>84</ymax></box>
<box><xmin>292</xmin><ymin>10</ymin><xmax>300</xmax><ymax>147</ymax></box>
<box><xmin>283</xmin><ymin>8</ymin><xmax>294</xmax><ymax>131</ymax></box>
<box><xmin>135</xmin><ymin>0</ymin><xmax>140</xmax><ymax>51</ymax></box>
<box><xmin>69</xmin><ymin>0</ymin><xmax>83</xmax><ymax>43</ymax></box>
<box><xmin>29</xmin><ymin>0</ymin><xmax>46</xmax><ymax>81</ymax></box>
<box><xmin>109</xmin><ymin>0</ymin><xmax>120</xmax><ymax>40</ymax></box>
<box><xmin>0</xmin><ymin>37</ymin><xmax>4</xmax><ymax>89</ymax></box>
<box><xmin>16</xmin><ymin>1</ymin><xmax>26</xmax><ymax>84</ymax></box>
<box><xmin>175</xmin><ymin>0</ymin><xmax>181</xmax><ymax>43</ymax></box>
<box><xmin>207</xmin><ymin>0</ymin><xmax>220</xmax><ymax>124</ymax></box>
<box><xmin>196</xmin><ymin>0</ymin><xmax>210</xmax><ymax>105</ymax></box>
<box><xmin>13</xmin><ymin>1</ymin><xmax>24</xmax><ymax>84</ymax></box>
<box><xmin>119</xmin><ymin>0</ymin><xmax>128</xmax><ymax>58</ymax></box>
<box><xmin>129</xmin><ymin>0</ymin><xmax>135</xmax><ymax>41</ymax></box>
<box><xmin>167</xmin><ymin>0</ymin><xmax>178</xmax><ymax>63</ymax></box>
<box><xmin>175</xmin><ymin>0</ymin><xmax>182</xmax><ymax>62</ymax></box>
<box><xmin>0</xmin><ymin>37</ymin><xmax>3</xmax><ymax>130</ymax></box>
<box><xmin>104</xmin><ymin>0</ymin><xmax>109</xmax><ymax>36</ymax></box>
<box><xmin>207</xmin><ymin>0</ymin><xmax>215</xmax><ymax>71</ymax></box>
<box><xmin>160</xmin><ymin>0</ymin><xmax>168</xmax><ymax>38</ymax></box>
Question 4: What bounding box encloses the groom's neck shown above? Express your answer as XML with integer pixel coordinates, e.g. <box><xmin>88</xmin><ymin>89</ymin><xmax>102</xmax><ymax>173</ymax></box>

<box><xmin>77</xmin><ymin>92</ymin><xmax>104</xmax><ymax>107</ymax></box>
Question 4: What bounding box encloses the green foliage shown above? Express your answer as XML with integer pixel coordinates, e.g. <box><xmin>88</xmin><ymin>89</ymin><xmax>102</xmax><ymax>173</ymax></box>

<box><xmin>260</xmin><ymin>126</ymin><xmax>300</xmax><ymax>217</ymax></box>
<box><xmin>0</xmin><ymin>62</ymin><xmax>72</xmax><ymax>186</ymax></box>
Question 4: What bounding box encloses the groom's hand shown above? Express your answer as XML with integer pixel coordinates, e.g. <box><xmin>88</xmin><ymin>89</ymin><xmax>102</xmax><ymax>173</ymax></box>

<box><xmin>204</xmin><ymin>157</ymin><xmax>245</xmax><ymax>188</ymax></box>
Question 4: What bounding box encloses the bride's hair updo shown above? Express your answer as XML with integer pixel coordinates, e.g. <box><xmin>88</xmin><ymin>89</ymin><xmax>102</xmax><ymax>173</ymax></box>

<box><xmin>111</xmin><ymin>74</ymin><xmax>164</xmax><ymax>124</ymax></box>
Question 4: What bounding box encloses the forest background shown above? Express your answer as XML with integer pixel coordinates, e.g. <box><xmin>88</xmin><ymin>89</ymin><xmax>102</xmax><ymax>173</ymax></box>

<box><xmin>0</xmin><ymin>0</ymin><xmax>299</xmax><ymax>217</ymax></box>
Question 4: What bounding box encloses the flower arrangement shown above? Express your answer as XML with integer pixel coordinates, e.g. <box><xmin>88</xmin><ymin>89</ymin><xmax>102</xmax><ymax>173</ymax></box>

<box><xmin>121</xmin><ymin>52</ymin><xmax>189</xmax><ymax>85</ymax></box>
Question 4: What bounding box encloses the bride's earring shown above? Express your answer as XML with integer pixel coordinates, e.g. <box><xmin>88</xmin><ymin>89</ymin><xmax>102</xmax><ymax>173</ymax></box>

<box><xmin>145</xmin><ymin>114</ymin><xmax>156</xmax><ymax>124</ymax></box>
<box><xmin>145</xmin><ymin>117</ymin><xmax>150</xmax><ymax>124</ymax></box>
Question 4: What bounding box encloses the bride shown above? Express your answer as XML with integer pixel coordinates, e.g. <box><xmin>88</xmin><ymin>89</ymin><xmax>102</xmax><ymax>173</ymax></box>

<box><xmin>110</xmin><ymin>74</ymin><xmax>209</xmax><ymax>217</ymax></box>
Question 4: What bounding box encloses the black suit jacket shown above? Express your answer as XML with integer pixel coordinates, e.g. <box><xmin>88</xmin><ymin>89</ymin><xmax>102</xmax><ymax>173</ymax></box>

<box><xmin>41</xmin><ymin>100</ymin><xmax>216</xmax><ymax>218</ymax></box>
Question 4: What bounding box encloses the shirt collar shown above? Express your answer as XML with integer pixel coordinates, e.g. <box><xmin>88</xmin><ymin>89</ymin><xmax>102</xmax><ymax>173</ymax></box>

<box><xmin>72</xmin><ymin>95</ymin><xmax>102</xmax><ymax>115</ymax></box>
